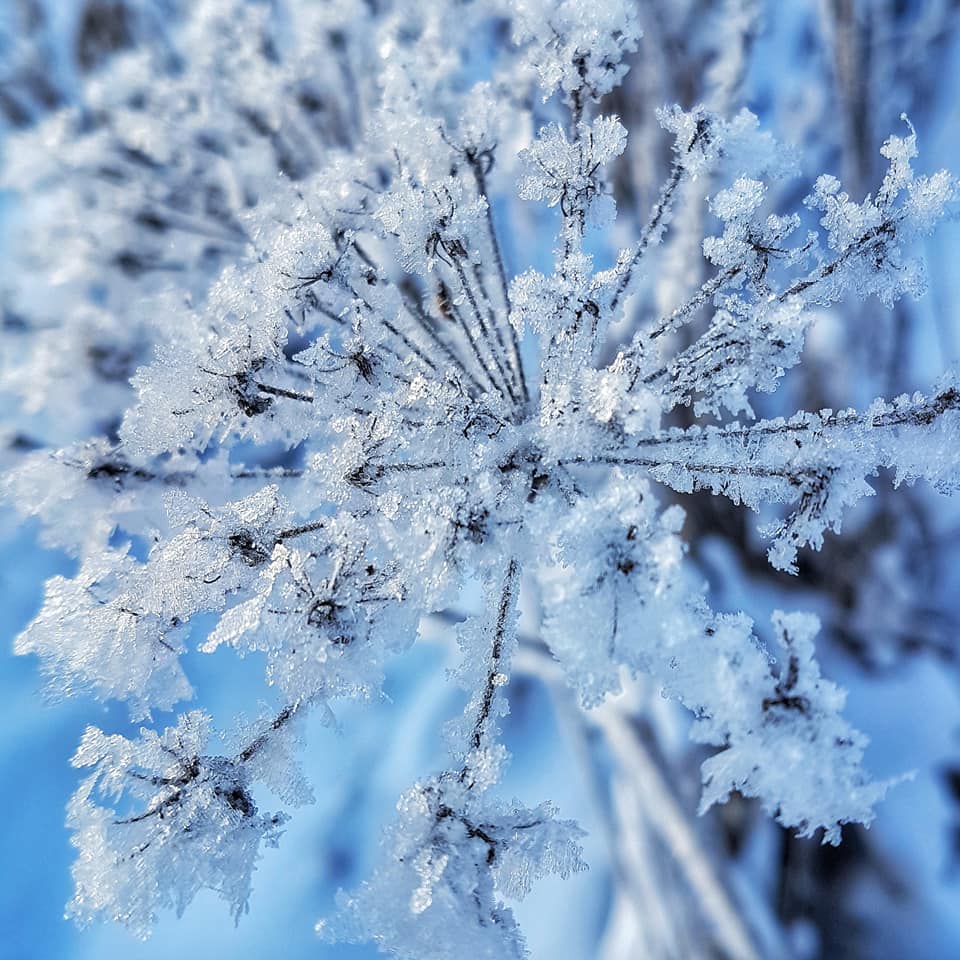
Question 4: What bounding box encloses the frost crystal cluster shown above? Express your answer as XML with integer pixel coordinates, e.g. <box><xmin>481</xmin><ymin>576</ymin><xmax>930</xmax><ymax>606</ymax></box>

<box><xmin>2</xmin><ymin>0</ymin><xmax>959</xmax><ymax>956</ymax></box>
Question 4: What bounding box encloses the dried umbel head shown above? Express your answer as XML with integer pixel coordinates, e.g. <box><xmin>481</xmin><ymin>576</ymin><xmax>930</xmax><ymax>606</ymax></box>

<box><xmin>3</xmin><ymin>0</ymin><xmax>959</xmax><ymax>956</ymax></box>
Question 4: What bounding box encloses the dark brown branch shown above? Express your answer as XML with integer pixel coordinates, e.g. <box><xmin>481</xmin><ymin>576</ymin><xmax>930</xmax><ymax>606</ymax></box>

<box><xmin>450</xmin><ymin>255</ymin><xmax>520</xmax><ymax>407</ymax></box>
<box><xmin>468</xmin><ymin>157</ymin><xmax>529</xmax><ymax>405</ymax></box>
<box><xmin>599</xmin><ymin>384</ymin><xmax>960</xmax><ymax>455</ymax></box>
<box><xmin>462</xmin><ymin>558</ymin><xmax>520</xmax><ymax>785</ymax></box>
<box><xmin>254</xmin><ymin>382</ymin><xmax>315</xmax><ymax>403</ymax></box>
<box><xmin>237</xmin><ymin>700</ymin><xmax>304</xmax><ymax>764</ymax></box>
<box><xmin>609</xmin><ymin>117</ymin><xmax>711</xmax><ymax>314</ymax></box>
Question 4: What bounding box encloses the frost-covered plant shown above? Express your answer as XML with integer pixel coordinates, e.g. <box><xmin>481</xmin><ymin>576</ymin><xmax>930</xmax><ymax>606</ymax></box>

<box><xmin>3</xmin><ymin>1</ymin><xmax>960</xmax><ymax>956</ymax></box>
